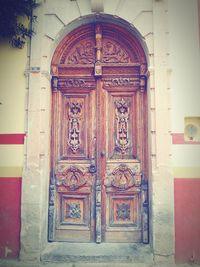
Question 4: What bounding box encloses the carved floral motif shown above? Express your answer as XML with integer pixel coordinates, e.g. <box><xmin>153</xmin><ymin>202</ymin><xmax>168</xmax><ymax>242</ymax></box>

<box><xmin>56</xmin><ymin>166</ymin><xmax>88</xmax><ymax>190</ymax></box>
<box><xmin>66</xmin><ymin>203</ymin><xmax>81</xmax><ymax>219</ymax></box>
<box><xmin>65</xmin><ymin>41</ymin><xmax>95</xmax><ymax>64</ymax></box>
<box><xmin>110</xmin><ymin>164</ymin><xmax>136</xmax><ymax>190</ymax></box>
<box><xmin>115</xmin><ymin>98</ymin><xmax>130</xmax><ymax>154</ymax></box>
<box><xmin>102</xmin><ymin>41</ymin><xmax>130</xmax><ymax>63</ymax></box>
<box><xmin>116</xmin><ymin>203</ymin><xmax>130</xmax><ymax>220</ymax></box>
<box><xmin>68</xmin><ymin>101</ymin><xmax>82</xmax><ymax>153</ymax></box>
<box><xmin>64</xmin><ymin>39</ymin><xmax>130</xmax><ymax>65</ymax></box>
<box><xmin>104</xmin><ymin>164</ymin><xmax>141</xmax><ymax>190</ymax></box>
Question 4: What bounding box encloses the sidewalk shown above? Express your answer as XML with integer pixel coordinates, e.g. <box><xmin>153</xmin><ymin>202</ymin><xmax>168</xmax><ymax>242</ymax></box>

<box><xmin>0</xmin><ymin>260</ymin><xmax>199</xmax><ymax>267</ymax></box>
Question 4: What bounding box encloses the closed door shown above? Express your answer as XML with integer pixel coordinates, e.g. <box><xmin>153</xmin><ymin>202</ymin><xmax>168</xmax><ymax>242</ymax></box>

<box><xmin>49</xmin><ymin>23</ymin><xmax>149</xmax><ymax>243</ymax></box>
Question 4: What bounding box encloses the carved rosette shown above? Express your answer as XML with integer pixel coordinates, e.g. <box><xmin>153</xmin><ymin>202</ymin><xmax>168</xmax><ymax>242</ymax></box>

<box><xmin>115</xmin><ymin>98</ymin><xmax>130</xmax><ymax>154</ymax></box>
<box><xmin>66</xmin><ymin>203</ymin><xmax>81</xmax><ymax>219</ymax></box>
<box><xmin>105</xmin><ymin>164</ymin><xmax>141</xmax><ymax>190</ymax></box>
<box><xmin>55</xmin><ymin>166</ymin><xmax>91</xmax><ymax>190</ymax></box>
<box><xmin>68</xmin><ymin>101</ymin><xmax>82</xmax><ymax>153</ymax></box>
<box><xmin>116</xmin><ymin>203</ymin><xmax>131</xmax><ymax>221</ymax></box>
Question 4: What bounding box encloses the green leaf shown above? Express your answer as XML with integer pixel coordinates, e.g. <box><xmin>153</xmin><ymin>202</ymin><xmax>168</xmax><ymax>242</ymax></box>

<box><xmin>0</xmin><ymin>0</ymin><xmax>38</xmax><ymax>48</ymax></box>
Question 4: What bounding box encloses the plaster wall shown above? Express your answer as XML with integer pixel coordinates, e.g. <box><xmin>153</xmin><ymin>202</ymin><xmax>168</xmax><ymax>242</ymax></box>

<box><xmin>168</xmin><ymin>0</ymin><xmax>200</xmax><ymax>263</ymax></box>
<box><xmin>0</xmin><ymin>40</ymin><xmax>27</xmax><ymax>176</ymax></box>
<box><xmin>0</xmin><ymin>41</ymin><xmax>27</xmax><ymax>134</ymax></box>
<box><xmin>0</xmin><ymin>39</ymin><xmax>27</xmax><ymax>257</ymax></box>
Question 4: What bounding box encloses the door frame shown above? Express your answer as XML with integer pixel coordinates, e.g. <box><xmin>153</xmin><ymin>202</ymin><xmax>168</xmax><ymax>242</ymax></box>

<box><xmin>20</xmin><ymin>12</ymin><xmax>174</xmax><ymax>263</ymax></box>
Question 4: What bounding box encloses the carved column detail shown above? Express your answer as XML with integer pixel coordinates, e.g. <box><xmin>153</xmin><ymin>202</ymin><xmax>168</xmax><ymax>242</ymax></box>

<box><xmin>48</xmin><ymin>175</ymin><xmax>55</xmax><ymax>241</ymax></box>
<box><xmin>95</xmin><ymin>24</ymin><xmax>102</xmax><ymax>77</ymax></box>
<box><xmin>96</xmin><ymin>179</ymin><xmax>102</xmax><ymax>243</ymax></box>
<box><xmin>141</xmin><ymin>179</ymin><xmax>149</xmax><ymax>243</ymax></box>
<box><xmin>115</xmin><ymin>98</ymin><xmax>130</xmax><ymax>154</ymax></box>
<box><xmin>140</xmin><ymin>64</ymin><xmax>147</xmax><ymax>93</ymax></box>
<box><xmin>52</xmin><ymin>76</ymin><xmax>58</xmax><ymax>91</ymax></box>
<box><xmin>68</xmin><ymin>101</ymin><xmax>82</xmax><ymax>153</ymax></box>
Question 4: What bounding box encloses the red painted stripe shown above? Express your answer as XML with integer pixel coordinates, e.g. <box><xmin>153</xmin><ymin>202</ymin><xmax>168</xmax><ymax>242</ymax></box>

<box><xmin>172</xmin><ymin>133</ymin><xmax>200</xmax><ymax>145</ymax></box>
<box><xmin>174</xmin><ymin>178</ymin><xmax>200</xmax><ymax>263</ymax></box>
<box><xmin>0</xmin><ymin>177</ymin><xmax>21</xmax><ymax>259</ymax></box>
<box><xmin>0</xmin><ymin>134</ymin><xmax>25</xmax><ymax>144</ymax></box>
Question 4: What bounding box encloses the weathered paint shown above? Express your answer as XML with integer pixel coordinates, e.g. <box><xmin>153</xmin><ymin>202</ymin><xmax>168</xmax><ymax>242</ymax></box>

<box><xmin>0</xmin><ymin>178</ymin><xmax>21</xmax><ymax>258</ymax></box>
<box><xmin>174</xmin><ymin>178</ymin><xmax>200</xmax><ymax>263</ymax></box>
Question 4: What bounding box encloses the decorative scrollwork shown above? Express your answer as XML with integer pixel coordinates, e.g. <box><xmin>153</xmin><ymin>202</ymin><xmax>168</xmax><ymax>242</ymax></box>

<box><xmin>102</xmin><ymin>41</ymin><xmax>130</xmax><ymax>63</ymax></box>
<box><xmin>115</xmin><ymin>98</ymin><xmax>130</xmax><ymax>154</ymax></box>
<box><xmin>66</xmin><ymin>41</ymin><xmax>95</xmax><ymax>64</ymax></box>
<box><xmin>111</xmin><ymin>78</ymin><xmax>130</xmax><ymax>86</ymax></box>
<box><xmin>56</xmin><ymin>166</ymin><xmax>88</xmax><ymax>190</ymax></box>
<box><xmin>104</xmin><ymin>164</ymin><xmax>141</xmax><ymax>190</ymax></box>
<box><xmin>68</xmin><ymin>101</ymin><xmax>82</xmax><ymax>153</ymax></box>
<box><xmin>103</xmin><ymin>78</ymin><xmax>140</xmax><ymax>88</ymax></box>
<box><xmin>63</xmin><ymin>79</ymin><xmax>86</xmax><ymax>87</ymax></box>
<box><xmin>111</xmin><ymin>164</ymin><xmax>136</xmax><ymax>190</ymax></box>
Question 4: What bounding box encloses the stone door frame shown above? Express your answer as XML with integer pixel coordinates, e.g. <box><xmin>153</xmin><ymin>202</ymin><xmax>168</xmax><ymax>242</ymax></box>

<box><xmin>20</xmin><ymin>11</ymin><xmax>174</xmax><ymax>264</ymax></box>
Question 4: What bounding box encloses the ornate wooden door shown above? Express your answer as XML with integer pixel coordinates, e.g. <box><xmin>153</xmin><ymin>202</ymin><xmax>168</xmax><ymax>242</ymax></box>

<box><xmin>49</xmin><ymin>23</ymin><xmax>148</xmax><ymax>243</ymax></box>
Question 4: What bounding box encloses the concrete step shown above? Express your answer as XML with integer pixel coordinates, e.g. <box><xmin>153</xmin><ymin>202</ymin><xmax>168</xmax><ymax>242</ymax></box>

<box><xmin>41</xmin><ymin>243</ymin><xmax>154</xmax><ymax>264</ymax></box>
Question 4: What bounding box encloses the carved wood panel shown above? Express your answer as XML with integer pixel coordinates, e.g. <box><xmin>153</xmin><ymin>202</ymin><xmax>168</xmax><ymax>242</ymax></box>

<box><xmin>106</xmin><ymin>93</ymin><xmax>137</xmax><ymax>159</ymax></box>
<box><xmin>49</xmin><ymin>23</ymin><xmax>148</xmax><ymax>243</ymax></box>
<box><xmin>61</xmin><ymin>95</ymin><xmax>89</xmax><ymax>159</ymax></box>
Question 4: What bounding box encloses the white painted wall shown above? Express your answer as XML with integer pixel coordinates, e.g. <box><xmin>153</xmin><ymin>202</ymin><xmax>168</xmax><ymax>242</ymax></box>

<box><xmin>169</xmin><ymin>0</ymin><xmax>200</xmax><ymax>131</ymax></box>
<box><xmin>168</xmin><ymin>0</ymin><xmax>200</xmax><ymax>170</ymax></box>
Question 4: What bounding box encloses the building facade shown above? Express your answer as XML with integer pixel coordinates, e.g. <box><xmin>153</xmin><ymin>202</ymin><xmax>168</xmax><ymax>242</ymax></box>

<box><xmin>0</xmin><ymin>0</ymin><xmax>200</xmax><ymax>264</ymax></box>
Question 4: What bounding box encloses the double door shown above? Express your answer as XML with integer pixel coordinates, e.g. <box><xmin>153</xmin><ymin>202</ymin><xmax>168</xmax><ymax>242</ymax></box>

<box><xmin>49</xmin><ymin>23</ymin><xmax>148</xmax><ymax>243</ymax></box>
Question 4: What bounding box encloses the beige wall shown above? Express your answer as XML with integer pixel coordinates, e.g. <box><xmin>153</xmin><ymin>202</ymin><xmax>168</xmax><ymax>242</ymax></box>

<box><xmin>0</xmin><ymin>39</ymin><xmax>27</xmax><ymax>177</ymax></box>
<box><xmin>0</xmin><ymin>40</ymin><xmax>27</xmax><ymax>133</ymax></box>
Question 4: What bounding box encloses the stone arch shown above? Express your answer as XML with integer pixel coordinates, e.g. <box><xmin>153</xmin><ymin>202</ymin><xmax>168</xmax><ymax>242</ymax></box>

<box><xmin>49</xmin><ymin>14</ymin><xmax>149</xmax><ymax>69</ymax></box>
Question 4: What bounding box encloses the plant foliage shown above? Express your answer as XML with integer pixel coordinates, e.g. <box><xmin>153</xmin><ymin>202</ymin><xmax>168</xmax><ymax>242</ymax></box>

<box><xmin>0</xmin><ymin>0</ymin><xmax>38</xmax><ymax>48</ymax></box>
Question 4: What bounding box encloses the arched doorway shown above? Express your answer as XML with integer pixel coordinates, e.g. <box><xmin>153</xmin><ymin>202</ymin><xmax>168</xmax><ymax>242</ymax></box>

<box><xmin>49</xmin><ymin>22</ymin><xmax>149</xmax><ymax>243</ymax></box>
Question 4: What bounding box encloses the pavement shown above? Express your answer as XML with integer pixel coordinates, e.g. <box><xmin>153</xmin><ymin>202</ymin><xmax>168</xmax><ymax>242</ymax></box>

<box><xmin>0</xmin><ymin>261</ymin><xmax>199</xmax><ymax>267</ymax></box>
<box><xmin>0</xmin><ymin>243</ymin><xmax>199</xmax><ymax>267</ymax></box>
